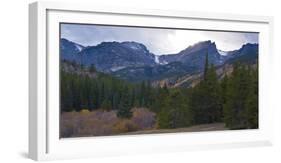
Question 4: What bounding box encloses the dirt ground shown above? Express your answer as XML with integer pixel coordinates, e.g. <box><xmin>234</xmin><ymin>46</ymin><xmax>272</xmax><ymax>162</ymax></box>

<box><xmin>122</xmin><ymin>123</ymin><xmax>227</xmax><ymax>135</ymax></box>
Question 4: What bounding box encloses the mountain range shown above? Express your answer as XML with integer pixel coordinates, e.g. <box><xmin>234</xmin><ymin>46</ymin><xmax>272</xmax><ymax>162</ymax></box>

<box><xmin>60</xmin><ymin>38</ymin><xmax>258</xmax><ymax>83</ymax></box>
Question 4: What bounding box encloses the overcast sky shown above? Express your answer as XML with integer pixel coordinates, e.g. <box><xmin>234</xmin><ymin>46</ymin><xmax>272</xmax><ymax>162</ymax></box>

<box><xmin>61</xmin><ymin>23</ymin><xmax>258</xmax><ymax>55</ymax></box>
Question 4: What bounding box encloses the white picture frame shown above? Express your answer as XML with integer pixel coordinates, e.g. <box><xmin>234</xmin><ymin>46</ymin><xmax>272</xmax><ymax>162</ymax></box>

<box><xmin>29</xmin><ymin>1</ymin><xmax>274</xmax><ymax>161</ymax></box>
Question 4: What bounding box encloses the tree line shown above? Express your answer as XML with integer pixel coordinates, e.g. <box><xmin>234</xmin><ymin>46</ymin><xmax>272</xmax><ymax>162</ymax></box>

<box><xmin>61</xmin><ymin>64</ymin><xmax>155</xmax><ymax>118</ymax></box>
<box><xmin>61</xmin><ymin>55</ymin><xmax>258</xmax><ymax>130</ymax></box>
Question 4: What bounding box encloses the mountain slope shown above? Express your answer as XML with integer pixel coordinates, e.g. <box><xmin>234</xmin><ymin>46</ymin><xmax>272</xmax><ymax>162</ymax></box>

<box><xmin>60</xmin><ymin>38</ymin><xmax>85</xmax><ymax>61</ymax></box>
<box><xmin>112</xmin><ymin>61</ymin><xmax>190</xmax><ymax>82</ymax></box>
<box><xmin>60</xmin><ymin>38</ymin><xmax>258</xmax><ymax>83</ymax></box>
<box><xmin>159</xmin><ymin>41</ymin><xmax>223</xmax><ymax>68</ymax></box>
<box><xmin>61</xmin><ymin>39</ymin><xmax>156</xmax><ymax>72</ymax></box>
<box><xmin>225</xmin><ymin>43</ymin><xmax>258</xmax><ymax>64</ymax></box>
<box><xmin>112</xmin><ymin>41</ymin><xmax>258</xmax><ymax>82</ymax></box>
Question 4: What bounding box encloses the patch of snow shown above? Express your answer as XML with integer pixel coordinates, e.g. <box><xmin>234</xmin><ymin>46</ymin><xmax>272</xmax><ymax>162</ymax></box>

<box><xmin>155</xmin><ymin>55</ymin><xmax>160</xmax><ymax>64</ymax></box>
<box><xmin>123</xmin><ymin>42</ymin><xmax>143</xmax><ymax>50</ymax></box>
<box><xmin>110</xmin><ymin>66</ymin><xmax>126</xmax><ymax>72</ymax></box>
<box><xmin>218</xmin><ymin>50</ymin><xmax>229</xmax><ymax>56</ymax></box>
<box><xmin>75</xmin><ymin>44</ymin><xmax>83</xmax><ymax>52</ymax></box>
<box><xmin>155</xmin><ymin>55</ymin><xmax>168</xmax><ymax>65</ymax></box>
<box><xmin>129</xmin><ymin>69</ymin><xmax>136</xmax><ymax>73</ymax></box>
<box><xmin>129</xmin><ymin>44</ymin><xmax>140</xmax><ymax>50</ymax></box>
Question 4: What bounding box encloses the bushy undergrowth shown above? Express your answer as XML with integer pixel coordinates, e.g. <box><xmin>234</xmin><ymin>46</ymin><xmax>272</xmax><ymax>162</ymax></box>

<box><xmin>60</xmin><ymin>108</ymin><xmax>156</xmax><ymax>138</ymax></box>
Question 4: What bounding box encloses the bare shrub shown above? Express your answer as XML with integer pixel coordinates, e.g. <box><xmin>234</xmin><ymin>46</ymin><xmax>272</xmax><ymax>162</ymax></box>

<box><xmin>60</xmin><ymin>108</ymin><xmax>156</xmax><ymax>137</ymax></box>
<box><xmin>131</xmin><ymin>108</ymin><xmax>156</xmax><ymax>130</ymax></box>
<box><xmin>113</xmin><ymin>119</ymin><xmax>139</xmax><ymax>133</ymax></box>
<box><xmin>80</xmin><ymin>109</ymin><xmax>90</xmax><ymax>114</ymax></box>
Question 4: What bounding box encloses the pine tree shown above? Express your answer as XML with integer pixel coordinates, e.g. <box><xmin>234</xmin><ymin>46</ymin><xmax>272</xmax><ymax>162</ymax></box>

<box><xmin>157</xmin><ymin>90</ymin><xmax>191</xmax><ymax>129</ymax></box>
<box><xmin>157</xmin><ymin>107</ymin><xmax>170</xmax><ymax>129</ymax></box>
<box><xmin>117</xmin><ymin>86</ymin><xmax>133</xmax><ymax>119</ymax></box>
<box><xmin>61</xmin><ymin>71</ymin><xmax>74</xmax><ymax>112</ymax></box>
<box><xmin>169</xmin><ymin>90</ymin><xmax>191</xmax><ymax>128</ymax></box>
<box><xmin>101</xmin><ymin>99</ymin><xmax>111</xmax><ymax>111</ymax></box>
<box><xmin>204</xmin><ymin>64</ymin><xmax>223</xmax><ymax>122</ymax></box>
<box><xmin>221</xmin><ymin>75</ymin><xmax>228</xmax><ymax>105</ymax></box>
<box><xmin>223</xmin><ymin>63</ymin><xmax>255</xmax><ymax>129</ymax></box>
<box><xmin>245</xmin><ymin>68</ymin><xmax>258</xmax><ymax>128</ymax></box>
<box><xmin>189</xmin><ymin>56</ymin><xmax>222</xmax><ymax>124</ymax></box>
<box><xmin>203</xmin><ymin>51</ymin><xmax>209</xmax><ymax>80</ymax></box>
<box><xmin>151</xmin><ymin>85</ymin><xmax>169</xmax><ymax>113</ymax></box>
<box><xmin>144</xmin><ymin>81</ymin><xmax>152</xmax><ymax>107</ymax></box>
<box><xmin>89</xmin><ymin>64</ymin><xmax>96</xmax><ymax>73</ymax></box>
<box><xmin>130</xmin><ymin>88</ymin><xmax>136</xmax><ymax>108</ymax></box>
<box><xmin>139</xmin><ymin>81</ymin><xmax>146</xmax><ymax>107</ymax></box>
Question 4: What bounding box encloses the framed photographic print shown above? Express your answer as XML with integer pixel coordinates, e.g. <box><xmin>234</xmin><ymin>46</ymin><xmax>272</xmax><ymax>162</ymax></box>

<box><xmin>29</xmin><ymin>1</ymin><xmax>274</xmax><ymax>161</ymax></box>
